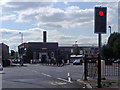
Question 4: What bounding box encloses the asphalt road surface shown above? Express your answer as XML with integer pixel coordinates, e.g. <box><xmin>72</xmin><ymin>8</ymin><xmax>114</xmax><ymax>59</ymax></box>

<box><xmin>2</xmin><ymin>64</ymin><xmax>85</xmax><ymax>89</ymax></box>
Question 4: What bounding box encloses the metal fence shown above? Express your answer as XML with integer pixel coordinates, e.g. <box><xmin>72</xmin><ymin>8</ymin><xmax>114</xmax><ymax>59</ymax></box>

<box><xmin>87</xmin><ymin>62</ymin><xmax>120</xmax><ymax>77</ymax></box>
<box><xmin>87</xmin><ymin>62</ymin><xmax>97</xmax><ymax>77</ymax></box>
<box><xmin>104</xmin><ymin>63</ymin><xmax>120</xmax><ymax>76</ymax></box>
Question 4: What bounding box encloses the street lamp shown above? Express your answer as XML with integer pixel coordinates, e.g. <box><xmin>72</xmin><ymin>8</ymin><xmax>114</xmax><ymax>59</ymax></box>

<box><xmin>19</xmin><ymin>32</ymin><xmax>24</xmax><ymax>66</ymax></box>
<box><xmin>75</xmin><ymin>41</ymin><xmax>77</xmax><ymax>44</ymax></box>
<box><xmin>75</xmin><ymin>41</ymin><xmax>78</xmax><ymax>55</ymax></box>
<box><xmin>109</xmin><ymin>26</ymin><xmax>111</xmax><ymax>35</ymax></box>
<box><xmin>19</xmin><ymin>32</ymin><xmax>23</xmax><ymax>44</ymax></box>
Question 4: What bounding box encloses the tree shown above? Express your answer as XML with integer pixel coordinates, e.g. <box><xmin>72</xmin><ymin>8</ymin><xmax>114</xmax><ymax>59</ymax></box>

<box><xmin>108</xmin><ymin>32</ymin><xmax>120</xmax><ymax>47</ymax></box>
<box><xmin>102</xmin><ymin>32</ymin><xmax>120</xmax><ymax>60</ymax></box>
<box><xmin>101</xmin><ymin>45</ymin><xmax>113</xmax><ymax>60</ymax></box>
<box><xmin>26</xmin><ymin>46</ymin><xmax>33</xmax><ymax>61</ymax></box>
<box><xmin>113</xmin><ymin>36</ymin><xmax>120</xmax><ymax>59</ymax></box>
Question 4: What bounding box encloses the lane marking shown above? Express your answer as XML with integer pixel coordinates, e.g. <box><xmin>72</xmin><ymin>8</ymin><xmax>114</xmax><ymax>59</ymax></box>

<box><xmin>57</xmin><ymin>78</ymin><xmax>73</xmax><ymax>83</ymax></box>
<box><xmin>41</xmin><ymin>73</ymin><xmax>52</xmax><ymax>77</ymax></box>
<box><xmin>51</xmin><ymin>82</ymin><xmax>67</xmax><ymax>85</ymax></box>
<box><xmin>32</xmin><ymin>70</ymin><xmax>37</xmax><ymax>73</ymax></box>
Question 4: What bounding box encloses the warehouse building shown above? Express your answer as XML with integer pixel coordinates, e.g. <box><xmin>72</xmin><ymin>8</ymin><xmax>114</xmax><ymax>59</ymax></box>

<box><xmin>18</xmin><ymin>31</ymin><xmax>58</xmax><ymax>63</ymax></box>
<box><xmin>18</xmin><ymin>31</ymin><xmax>98</xmax><ymax>63</ymax></box>
<box><xmin>0</xmin><ymin>43</ymin><xmax>9</xmax><ymax>66</ymax></box>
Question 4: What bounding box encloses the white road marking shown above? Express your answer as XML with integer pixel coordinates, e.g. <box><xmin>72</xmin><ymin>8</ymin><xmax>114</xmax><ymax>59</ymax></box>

<box><xmin>33</xmin><ymin>70</ymin><xmax>38</xmax><ymax>72</ymax></box>
<box><xmin>41</xmin><ymin>73</ymin><xmax>52</xmax><ymax>77</ymax></box>
<box><xmin>57</xmin><ymin>78</ymin><xmax>73</xmax><ymax>83</ymax></box>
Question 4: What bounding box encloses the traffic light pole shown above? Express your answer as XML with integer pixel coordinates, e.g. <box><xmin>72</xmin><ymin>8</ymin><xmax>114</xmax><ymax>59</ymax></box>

<box><xmin>98</xmin><ymin>33</ymin><xmax>101</xmax><ymax>88</ymax></box>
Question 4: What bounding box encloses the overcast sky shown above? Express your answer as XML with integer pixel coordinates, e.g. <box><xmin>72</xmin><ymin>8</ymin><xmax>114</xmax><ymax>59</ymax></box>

<box><xmin>0</xmin><ymin>0</ymin><xmax>119</xmax><ymax>51</ymax></box>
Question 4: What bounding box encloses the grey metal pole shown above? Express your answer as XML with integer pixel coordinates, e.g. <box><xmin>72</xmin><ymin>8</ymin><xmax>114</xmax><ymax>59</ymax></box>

<box><xmin>84</xmin><ymin>54</ymin><xmax>88</xmax><ymax>81</ymax></box>
<box><xmin>98</xmin><ymin>33</ymin><xmax>101</xmax><ymax>88</ymax></box>
<box><xmin>110</xmin><ymin>27</ymin><xmax>111</xmax><ymax>35</ymax></box>
<box><xmin>21</xmin><ymin>33</ymin><xmax>23</xmax><ymax>43</ymax></box>
<box><xmin>75</xmin><ymin>41</ymin><xmax>77</xmax><ymax>55</ymax></box>
<box><xmin>19</xmin><ymin>32</ymin><xmax>23</xmax><ymax>44</ymax></box>
<box><xmin>109</xmin><ymin>26</ymin><xmax>111</xmax><ymax>35</ymax></box>
<box><xmin>19</xmin><ymin>32</ymin><xmax>24</xmax><ymax>66</ymax></box>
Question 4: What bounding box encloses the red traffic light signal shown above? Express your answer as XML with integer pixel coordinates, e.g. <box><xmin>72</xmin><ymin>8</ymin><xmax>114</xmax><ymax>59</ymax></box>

<box><xmin>99</xmin><ymin>11</ymin><xmax>104</xmax><ymax>16</ymax></box>
<box><xmin>94</xmin><ymin>7</ymin><xmax>107</xmax><ymax>34</ymax></box>
<box><xmin>11</xmin><ymin>50</ymin><xmax>15</xmax><ymax>56</ymax></box>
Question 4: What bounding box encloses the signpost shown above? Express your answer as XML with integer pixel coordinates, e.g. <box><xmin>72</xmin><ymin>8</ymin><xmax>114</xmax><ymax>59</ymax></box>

<box><xmin>94</xmin><ymin>7</ymin><xmax>107</xmax><ymax>88</ymax></box>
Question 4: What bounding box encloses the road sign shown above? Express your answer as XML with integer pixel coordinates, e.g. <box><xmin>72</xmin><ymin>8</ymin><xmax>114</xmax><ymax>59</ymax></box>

<box><xmin>95</xmin><ymin>7</ymin><xmax>107</xmax><ymax>33</ymax></box>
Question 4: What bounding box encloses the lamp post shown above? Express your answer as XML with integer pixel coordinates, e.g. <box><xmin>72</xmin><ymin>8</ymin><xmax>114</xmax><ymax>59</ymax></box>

<box><xmin>109</xmin><ymin>26</ymin><xmax>111</xmax><ymax>35</ymax></box>
<box><xmin>75</xmin><ymin>41</ymin><xmax>77</xmax><ymax>55</ymax></box>
<box><xmin>19</xmin><ymin>32</ymin><xmax>24</xmax><ymax>66</ymax></box>
<box><xmin>19</xmin><ymin>32</ymin><xmax>23</xmax><ymax>44</ymax></box>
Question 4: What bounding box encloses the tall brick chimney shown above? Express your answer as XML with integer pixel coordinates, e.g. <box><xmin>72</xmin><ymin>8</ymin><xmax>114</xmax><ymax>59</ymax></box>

<box><xmin>43</xmin><ymin>31</ymin><xmax>47</xmax><ymax>43</ymax></box>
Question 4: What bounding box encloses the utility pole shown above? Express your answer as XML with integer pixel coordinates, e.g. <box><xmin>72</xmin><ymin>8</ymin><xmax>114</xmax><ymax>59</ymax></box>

<box><xmin>75</xmin><ymin>41</ymin><xmax>77</xmax><ymax>55</ymax></box>
<box><xmin>109</xmin><ymin>26</ymin><xmax>111</xmax><ymax>35</ymax></box>
<box><xmin>19</xmin><ymin>32</ymin><xmax>23</xmax><ymax>43</ymax></box>
<box><xmin>19</xmin><ymin>32</ymin><xmax>24</xmax><ymax>66</ymax></box>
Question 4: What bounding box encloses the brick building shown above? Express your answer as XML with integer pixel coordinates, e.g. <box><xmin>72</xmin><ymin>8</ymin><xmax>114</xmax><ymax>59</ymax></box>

<box><xmin>0</xmin><ymin>43</ymin><xmax>9</xmax><ymax>66</ymax></box>
<box><xmin>18</xmin><ymin>31</ymin><xmax>98</xmax><ymax>63</ymax></box>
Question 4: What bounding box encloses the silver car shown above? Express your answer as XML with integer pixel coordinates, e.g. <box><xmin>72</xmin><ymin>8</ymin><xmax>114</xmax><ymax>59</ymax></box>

<box><xmin>0</xmin><ymin>64</ymin><xmax>3</xmax><ymax>71</ymax></box>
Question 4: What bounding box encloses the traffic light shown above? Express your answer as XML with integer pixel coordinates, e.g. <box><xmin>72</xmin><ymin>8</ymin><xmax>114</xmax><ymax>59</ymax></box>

<box><xmin>94</xmin><ymin>7</ymin><xmax>107</xmax><ymax>33</ymax></box>
<box><xmin>11</xmin><ymin>50</ymin><xmax>15</xmax><ymax>56</ymax></box>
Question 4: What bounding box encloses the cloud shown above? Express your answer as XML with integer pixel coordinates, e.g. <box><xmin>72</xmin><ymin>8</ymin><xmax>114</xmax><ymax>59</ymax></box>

<box><xmin>0</xmin><ymin>14</ymin><xmax>16</xmax><ymax>21</ymax></box>
<box><xmin>1</xmin><ymin>2</ymin><xmax>52</xmax><ymax>13</ymax></box>
<box><xmin>0</xmin><ymin>28</ymin><xmax>99</xmax><ymax>50</ymax></box>
<box><xmin>1</xmin><ymin>2</ymin><xmax>118</xmax><ymax>30</ymax></box>
<box><xmin>0</xmin><ymin>0</ymin><xmax>119</xmax><ymax>3</ymax></box>
<box><xmin>14</xmin><ymin>5</ymin><xmax>94</xmax><ymax>29</ymax></box>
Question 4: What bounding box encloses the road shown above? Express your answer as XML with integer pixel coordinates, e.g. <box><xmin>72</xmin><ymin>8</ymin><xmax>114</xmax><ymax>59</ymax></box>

<box><xmin>2</xmin><ymin>64</ymin><xmax>85</xmax><ymax>89</ymax></box>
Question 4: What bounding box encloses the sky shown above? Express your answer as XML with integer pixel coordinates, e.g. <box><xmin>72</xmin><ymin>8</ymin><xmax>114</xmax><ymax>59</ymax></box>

<box><xmin>0</xmin><ymin>0</ymin><xmax>119</xmax><ymax>51</ymax></box>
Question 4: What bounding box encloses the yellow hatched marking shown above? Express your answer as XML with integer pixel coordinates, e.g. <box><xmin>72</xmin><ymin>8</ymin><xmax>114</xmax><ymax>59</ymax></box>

<box><xmin>51</xmin><ymin>82</ymin><xmax>67</xmax><ymax>85</ymax></box>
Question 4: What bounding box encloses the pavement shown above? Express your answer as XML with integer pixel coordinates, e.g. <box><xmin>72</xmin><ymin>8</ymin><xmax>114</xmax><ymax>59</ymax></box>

<box><xmin>2</xmin><ymin>63</ymin><xmax>88</xmax><ymax>89</ymax></box>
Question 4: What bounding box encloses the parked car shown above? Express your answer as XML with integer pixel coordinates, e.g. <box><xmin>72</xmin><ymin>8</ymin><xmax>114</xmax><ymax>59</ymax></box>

<box><xmin>114</xmin><ymin>59</ymin><xmax>120</xmax><ymax>63</ymax></box>
<box><xmin>12</xmin><ymin>59</ymin><xmax>20</xmax><ymax>63</ymax></box>
<box><xmin>73</xmin><ymin>59</ymin><xmax>82</xmax><ymax>65</ymax></box>
<box><xmin>0</xmin><ymin>64</ymin><xmax>3</xmax><ymax>71</ymax></box>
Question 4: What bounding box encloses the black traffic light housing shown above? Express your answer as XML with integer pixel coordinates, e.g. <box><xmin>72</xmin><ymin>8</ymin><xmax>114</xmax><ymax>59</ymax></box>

<box><xmin>94</xmin><ymin>7</ymin><xmax>107</xmax><ymax>34</ymax></box>
<box><xmin>11</xmin><ymin>50</ymin><xmax>15</xmax><ymax>56</ymax></box>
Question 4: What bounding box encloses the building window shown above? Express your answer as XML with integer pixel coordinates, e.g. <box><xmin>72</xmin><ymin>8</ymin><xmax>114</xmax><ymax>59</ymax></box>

<box><xmin>71</xmin><ymin>49</ymin><xmax>73</xmax><ymax>53</ymax></box>
<box><xmin>80</xmin><ymin>50</ymin><xmax>83</xmax><ymax>55</ymax></box>
<box><xmin>51</xmin><ymin>52</ymin><xmax>54</xmax><ymax>58</ymax></box>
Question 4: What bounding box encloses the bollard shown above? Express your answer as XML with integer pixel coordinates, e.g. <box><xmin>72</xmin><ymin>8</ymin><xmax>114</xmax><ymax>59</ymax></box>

<box><xmin>30</xmin><ymin>60</ymin><xmax>32</xmax><ymax>64</ymax></box>
<box><xmin>68</xmin><ymin>73</ymin><xmax>71</xmax><ymax>82</ymax></box>
<box><xmin>67</xmin><ymin>60</ymin><xmax>70</xmax><ymax>64</ymax></box>
<box><xmin>101</xmin><ymin>60</ymin><xmax>106</xmax><ymax>80</ymax></box>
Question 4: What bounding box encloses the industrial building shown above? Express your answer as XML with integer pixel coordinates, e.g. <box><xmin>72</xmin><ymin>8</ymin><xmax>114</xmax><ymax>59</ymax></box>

<box><xmin>0</xmin><ymin>43</ymin><xmax>9</xmax><ymax>66</ymax></box>
<box><xmin>18</xmin><ymin>31</ymin><xmax>58</xmax><ymax>63</ymax></box>
<box><xmin>18</xmin><ymin>31</ymin><xmax>98</xmax><ymax>63</ymax></box>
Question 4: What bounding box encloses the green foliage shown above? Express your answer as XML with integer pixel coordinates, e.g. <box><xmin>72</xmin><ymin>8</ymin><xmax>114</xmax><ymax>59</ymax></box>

<box><xmin>113</xmin><ymin>36</ymin><xmax>120</xmax><ymax>58</ymax></box>
<box><xmin>102</xmin><ymin>32</ymin><xmax>120</xmax><ymax>60</ymax></box>
<box><xmin>26</xmin><ymin>46</ymin><xmax>33</xmax><ymax>60</ymax></box>
<box><xmin>101</xmin><ymin>45</ymin><xmax>113</xmax><ymax>60</ymax></box>
<box><xmin>108</xmin><ymin>32</ymin><xmax>120</xmax><ymax>47</ymax></box>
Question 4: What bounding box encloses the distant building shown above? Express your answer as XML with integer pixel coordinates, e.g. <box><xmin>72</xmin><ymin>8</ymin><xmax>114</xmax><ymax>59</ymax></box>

<box><xmin>0</xmin><ymin>43</ymin><xmax>9</xmax><ymax>66</ymax></box>
<box><xmin>18</xmin><ymin>31</ymin><xmax>58</xmax><ymax>63</ymax></box>
<box><xmin>58</xmin><ymin>46</ymin><xmax>98</xmax><ymax>63</ymax></box>
<box><xmin>18</xmin><ymin>31</ymin><xmax>98</xmax><ymax>63</ymax></box>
